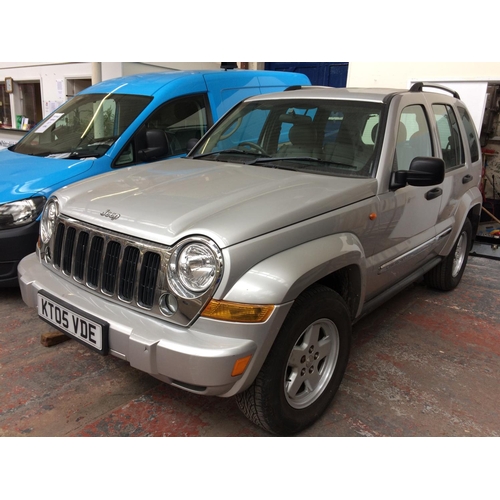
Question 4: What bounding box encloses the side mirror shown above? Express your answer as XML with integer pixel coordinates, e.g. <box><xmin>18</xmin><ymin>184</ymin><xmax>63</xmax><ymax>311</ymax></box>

<box><xmin>138</xmin><ymin>129</ymin><xmax>170</xmax><ymax>162</ymax></box>
<box><xmin>391</xmin><ymin>157</ymin><xmax>445</xmax><ymax>189</ymax></box>
<box><xmin>186</xmin><ymin>137</ymin><xmax>200</xmax><ymax>154</ymax></box>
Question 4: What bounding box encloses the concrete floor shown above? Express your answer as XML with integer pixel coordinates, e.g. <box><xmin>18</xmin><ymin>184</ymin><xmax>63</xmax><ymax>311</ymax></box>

<box><xmin>1</xmin><ymin>255</ymin><xmax>499</xmax><ymax>437</ymax></box>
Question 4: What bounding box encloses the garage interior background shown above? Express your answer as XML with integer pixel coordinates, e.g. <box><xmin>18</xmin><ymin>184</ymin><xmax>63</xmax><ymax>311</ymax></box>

<box><xmin>1</xmin><ymin>61</ymin><xmax>499</xmax><ymax>215</ymax></box>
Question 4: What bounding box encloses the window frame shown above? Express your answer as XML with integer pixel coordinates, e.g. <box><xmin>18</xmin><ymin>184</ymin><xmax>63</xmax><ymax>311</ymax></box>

<box><xmin>0</xmin><ymin>79</ymin><xmax>43</xmax><ymax>131</ymax></box>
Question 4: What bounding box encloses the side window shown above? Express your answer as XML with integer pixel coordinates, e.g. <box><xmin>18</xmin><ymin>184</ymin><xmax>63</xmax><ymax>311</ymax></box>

<box><xmin>145</xmin><ymin>94</ymin><xmax>208</xmax><ymax>155</ymax></box>
<box><xmin>394</xmin><ymin>105</ymin><xmax>432</xmax><ymax>171</ymax></box>
<box><xmin>116</xmin><ymin>94</ymin><xmax>208</xmax><ymax>166</ymax></box>
<box><xmin>432</xmin><ymin>104</ymin><xmax>465</xmax><ymax>170</ymax></box>
<box><xmin>457</xmin><ymin>106</ymin><xmax>480</xmax><ymax>162</ymax></box>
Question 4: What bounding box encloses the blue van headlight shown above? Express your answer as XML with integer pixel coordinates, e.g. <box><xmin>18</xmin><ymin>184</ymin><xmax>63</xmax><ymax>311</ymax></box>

<box><xmin>0</xmin><ymin>196</ymin><xmax>46</xmax><ymax>229</ymax></box>
<box><xmin>40</xmin><ymin>197</ymin><xmax>59</xmax><ymax>244</ymax></box>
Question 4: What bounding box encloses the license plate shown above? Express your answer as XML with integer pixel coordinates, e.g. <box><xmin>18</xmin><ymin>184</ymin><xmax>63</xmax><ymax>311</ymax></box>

<box><xmin>37</xmin><ymin>291</ymin><xmax>109</xmax><ymax>355</ymax></box>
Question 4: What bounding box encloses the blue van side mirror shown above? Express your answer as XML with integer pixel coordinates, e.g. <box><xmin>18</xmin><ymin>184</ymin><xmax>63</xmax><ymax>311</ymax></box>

<box><xmin>139</xmin><ymin>129</ymin><xmax>170</xmax><ymax>161</ymax></box>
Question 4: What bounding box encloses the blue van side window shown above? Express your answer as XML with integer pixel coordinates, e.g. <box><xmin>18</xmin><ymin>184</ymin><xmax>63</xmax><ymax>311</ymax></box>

<box><xmin>116</xmin><ymin>94</ymin><xmax>209</xmax><ymax>166</ymax></box>
<box><xmin>145</xmin><ymin>94</ymin><xmax>208</xmax><ymax>155</ymax></box>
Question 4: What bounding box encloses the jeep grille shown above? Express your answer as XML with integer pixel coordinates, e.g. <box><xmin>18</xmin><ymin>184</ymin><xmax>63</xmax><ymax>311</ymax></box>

<box><xmin>50</xmin><ymin>218</ymin><xmax>163</xmax><ymax>308</ymax></box>
<box><xmin>40</xmin><ymin>215</ymin><xmax>204</xmax><ymax>326</ymax></box>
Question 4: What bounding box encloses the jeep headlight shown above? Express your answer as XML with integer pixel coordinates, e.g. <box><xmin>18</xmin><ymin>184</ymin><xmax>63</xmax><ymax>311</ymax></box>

<box><xmin>168</xmin><ymin>237</ymin><xmax>223</xmax><ymax>298</ymax></box>
<box><xmin>40</xmin><ymin>197</ymin><xmax>59</xmax><ymax>244</ymax></box>
<box><xmin>0</xmin><ymin>196</ymin><xmax>46</xmax><ymax>229</ymax></box>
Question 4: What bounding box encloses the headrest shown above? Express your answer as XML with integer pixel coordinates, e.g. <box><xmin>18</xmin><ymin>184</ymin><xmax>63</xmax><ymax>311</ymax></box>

<box><xmin>289</xmin><ymin>122</ymin><xmax>315</xmax><ymax>146</ymax></box>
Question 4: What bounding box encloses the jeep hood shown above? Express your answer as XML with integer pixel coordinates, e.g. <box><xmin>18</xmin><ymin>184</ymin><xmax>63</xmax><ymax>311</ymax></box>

<box><xmin>56</xmin><ymin>158</ymin><xmax>378</xmax><ymax>248</ymax></box>
<box><xmin>0</xmin><ymin>148</ymin><xmax>94</xmax><ymax>202</ymax></box>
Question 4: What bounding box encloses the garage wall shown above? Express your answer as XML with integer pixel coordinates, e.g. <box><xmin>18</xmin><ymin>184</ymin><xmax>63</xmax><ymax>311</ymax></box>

<box><xmin>347</xmin><ymin>62</ymin><xmax>500</xmax><ymax>88</ymax></box>
<box><xmin>347</xmin><ymin>62</ymin><xmax>500</xmax><ymax>136</ymax></box>
<box><xmin>0</xmin><ymin>62</ymin><xmax>220</xmax><ymax>106</ymax></box>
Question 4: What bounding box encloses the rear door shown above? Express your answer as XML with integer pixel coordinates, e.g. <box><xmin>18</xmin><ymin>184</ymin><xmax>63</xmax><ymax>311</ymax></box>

<box><xmin>427</xmin><ymin>99</ymin><xmax>481</xmax><ymax>251</ymax></box>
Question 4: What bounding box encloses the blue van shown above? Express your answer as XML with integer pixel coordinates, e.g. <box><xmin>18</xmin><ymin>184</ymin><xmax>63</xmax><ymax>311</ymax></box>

<box><xmin>0</xmin><ymin>69</ymin><xmax>310</xmax><ymax>286</ymax></box>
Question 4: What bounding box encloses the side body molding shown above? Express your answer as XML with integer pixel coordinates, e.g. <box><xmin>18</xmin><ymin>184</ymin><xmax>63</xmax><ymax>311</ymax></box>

<box><xmin>223</xmin><ymin>233</ymin><xmax>366</xmax><ymax>308</ymax></box>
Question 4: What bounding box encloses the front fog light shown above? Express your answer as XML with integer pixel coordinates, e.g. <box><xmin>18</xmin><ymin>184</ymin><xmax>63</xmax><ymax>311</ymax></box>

<box><xmin>159</xmin><ymin>293</ymin><xmax>178</xmax><ymax>316</ymax></box>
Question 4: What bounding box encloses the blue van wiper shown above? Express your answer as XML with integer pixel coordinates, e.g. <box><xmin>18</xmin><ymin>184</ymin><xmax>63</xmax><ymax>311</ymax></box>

<box><xmin>35</xmin><ymin>151</ymin><xmax>100</xmax><ymax>159</ymax></box>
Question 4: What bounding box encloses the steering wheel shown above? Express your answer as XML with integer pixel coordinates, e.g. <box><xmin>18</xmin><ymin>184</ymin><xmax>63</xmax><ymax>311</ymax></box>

<box><xmin>238</xmin><ymin>141</ymin><xmax>267</xmax><ymax>155</ymax></box>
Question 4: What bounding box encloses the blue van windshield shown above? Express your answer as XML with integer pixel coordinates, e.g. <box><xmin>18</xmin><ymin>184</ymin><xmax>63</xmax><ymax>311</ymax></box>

<box><xmin>12</xmin><ymin>93</ymin><xmax>152</xmax><ymax>159</ymax></box>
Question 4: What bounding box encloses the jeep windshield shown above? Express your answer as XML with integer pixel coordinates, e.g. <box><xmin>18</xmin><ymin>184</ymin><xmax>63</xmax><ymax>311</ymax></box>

<box><xmin>190</xmin><ymin>98</ymin><xmax>383</xmax><ymax>177</ymax></box>
<box><xmin>12</xmin><ymin>93</ymin><xmax>152</xmax><ymax>158</ymax></box>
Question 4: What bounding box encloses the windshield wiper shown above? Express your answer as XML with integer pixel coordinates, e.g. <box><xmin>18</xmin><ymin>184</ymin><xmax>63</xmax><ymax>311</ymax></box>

<box><xmin>192</xmin><ymin>148</ymin><xmax>271</xmax><ymax>160</ymax></box>
<box><xmin>249</xmin><ymin>157</ymin><xmax>357</xmax><ymax>169</ymax></box>
<box><xmin>34</xmin><ymin>151</ymin><xmax>99</xmax><ymax>159</ymax></box>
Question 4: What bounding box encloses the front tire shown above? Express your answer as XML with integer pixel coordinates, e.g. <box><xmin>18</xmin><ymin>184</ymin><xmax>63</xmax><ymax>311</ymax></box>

<box><xmin>236</xmin><ymin>285</ymin><xmax>351</xmax><ymax>436</ymax></box>
<box><xmin>424</xmin><ymin>218</ymin><xmax>472</xmax><ymax>291</ymax></box>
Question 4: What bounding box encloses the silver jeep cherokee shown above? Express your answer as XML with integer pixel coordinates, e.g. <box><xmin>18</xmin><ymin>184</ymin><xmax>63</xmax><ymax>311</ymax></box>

<box><xmin>18</xmin><ymin>82</ymin><xmax>482</xmax><ymax>435</ymax></box>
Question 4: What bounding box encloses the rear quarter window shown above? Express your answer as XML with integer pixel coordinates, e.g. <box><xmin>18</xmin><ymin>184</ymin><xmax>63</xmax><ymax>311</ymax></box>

<box><xmin>457</xmin><ymin>106</ymin><xmax>480</xmax><ymax>162</ymax></box>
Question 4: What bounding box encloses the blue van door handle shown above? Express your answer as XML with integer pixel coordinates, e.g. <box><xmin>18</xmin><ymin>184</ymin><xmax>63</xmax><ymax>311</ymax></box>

<box><xmin>425</xmin><ymin>188</ymin><xmax>442</xmax><ymax>200</ymax></box>
<box><xmin>462</xmin><ymin>174</ymin><xmax>473</xmax><ymax>184</ymax></box>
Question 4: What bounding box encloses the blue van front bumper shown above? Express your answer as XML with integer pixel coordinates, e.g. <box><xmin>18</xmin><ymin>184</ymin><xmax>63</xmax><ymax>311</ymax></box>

<box><xmin>0</xmin><ymin>220</ymin><xmax>39</xmax><ymax>287</ymax></box>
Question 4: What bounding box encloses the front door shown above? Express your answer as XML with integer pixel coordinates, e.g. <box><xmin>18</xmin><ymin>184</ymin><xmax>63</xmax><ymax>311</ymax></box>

<box><xmin>365</xmin><ymin>100</ymin><xmax>443</xmax><ymax>300</ymax></box>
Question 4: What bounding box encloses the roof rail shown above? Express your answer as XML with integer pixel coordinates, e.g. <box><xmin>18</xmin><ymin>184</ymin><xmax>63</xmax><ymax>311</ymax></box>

<box><xmin>284</xmin><ymin>85</ymin><xmax>333</xmax><ymax>91</ymax></box>
<box><xmin>409</xmin><ymin>82</ymin><xmax>460</xmax><ymax>99</ymax></box>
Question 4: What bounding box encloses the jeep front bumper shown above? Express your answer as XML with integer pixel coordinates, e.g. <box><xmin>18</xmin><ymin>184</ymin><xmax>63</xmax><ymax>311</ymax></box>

<box><xmin>18</xmin><ymin>253</ymin><xmax>292</xmax><ymax>397</ymax></box>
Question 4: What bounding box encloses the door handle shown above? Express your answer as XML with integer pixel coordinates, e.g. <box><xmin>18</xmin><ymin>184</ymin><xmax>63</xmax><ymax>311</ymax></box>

<box><xmin>462</xmin><ymin>174</ymin><xmax>473</xmax><ymax>184</ymax></box>
<box><xmin>425</xmin><ymin>187</ymin><xmax>442</xmax><ymax>200</ymax></box>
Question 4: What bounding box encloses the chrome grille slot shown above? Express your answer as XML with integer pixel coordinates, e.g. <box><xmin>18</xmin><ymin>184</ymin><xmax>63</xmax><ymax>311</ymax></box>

<box><xmin>53</xmin><ymin>223</ymin><xmax>65</xmax><ymax>268</ymax></box>
<box><xmin>62</xmin><ymin>227</ymin><xmax>76</xmax><ymax>275</ymax></box>
<box><xmin>119</xmin><ymin>246</ymin><xmax>140</xmax><ymax>302</ymax></box>
<box><xmin>138</xmin><ymin>251</ymin><xmax>161</xmax><ymax>308</ymax></box>
<box><xmin>102</xmin><ymin>241</ymin><xmax>121</xmax><ymax>295</ymax></box>
<box><xmin>74</xmin><ymin>232</ymin><xmax>89</xmax><ymax>281</ymax></box>
<box><xmin>87</xmin><ymin>236</ymin><xmax>104</xmax><ymax>288</ymax></box>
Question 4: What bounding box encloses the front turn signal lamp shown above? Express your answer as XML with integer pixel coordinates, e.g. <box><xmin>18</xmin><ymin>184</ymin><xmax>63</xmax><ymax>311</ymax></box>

<box><xmin>201</xmin><ymin>299</ymin><xmax>274</xmax><ymax>323</ymax></box>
